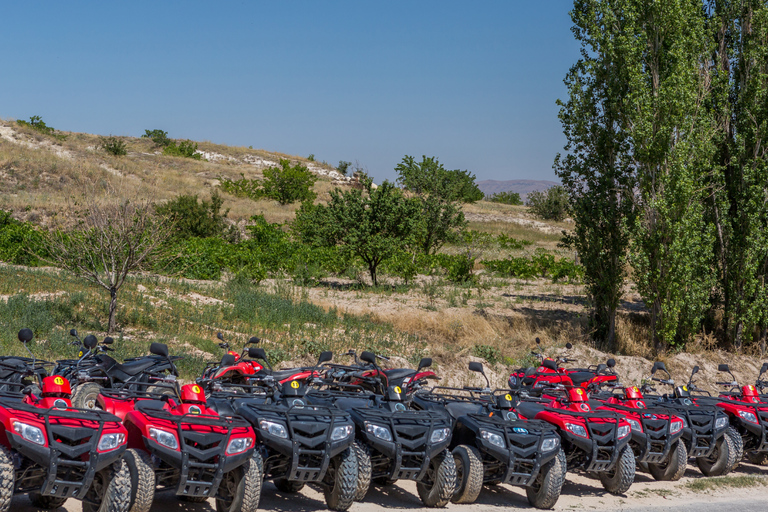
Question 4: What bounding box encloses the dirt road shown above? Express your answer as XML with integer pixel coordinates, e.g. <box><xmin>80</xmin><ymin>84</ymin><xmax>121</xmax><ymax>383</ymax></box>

<box><xmin>16</xmin><ymin>460</ymin><xmax>768</xmax><ymax>512</ymax></box>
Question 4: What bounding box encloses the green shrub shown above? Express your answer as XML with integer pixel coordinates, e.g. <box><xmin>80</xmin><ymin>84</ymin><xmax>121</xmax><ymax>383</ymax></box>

<box><xmin>219</xmin><ymin>174</ymin><xmax>263</xmax><ymax>200</ymax></box>
<box><xmin>496</xmin><ymin>234</ymin><xmax>532</xmax><ymax>250</ymax></box>
<box><xmin>446</xmin><ymin>254</ymin><xmax>475</xmax><ymax>283</ymax></box>
<box><xmin>99</xmin><ymin>136</ymin><xmax>127</xmax><ymax>156</ymax></box>
<box><xmin>484</xmin><ymin>251</ymin><xmax>582</xmax><ymax>282</ymax></box>
<box><xmin>526</xmin><ymin>186</ymin><xmax>570</xmax><ymax>221</ymax></box>
<box><xmin>262</xmin><ymin>159</ymin><xmax>317</xmax><ymax>205</ymax></box>
<box><xmin>487</xmin><ymin>191</ymin><xmax>523</xmax><ymax>205</ymax></box>
<box><xmin>307</xmin><ymin>154</ymin><xmax>315</xmax><ymax>161</ymax></box>
<box><xmin>142</xmin><ymin>129</ymin><xmax>172</xmax><ymax>147</ymax></box>
<box><xmin>472</xmin><ymin>344</ymin><xmax>502</xmax><ymax>364</ymax></box>
<box><xmin>156</xmin><ymin>192</ymin><xmax>236</xmax><ymax>241</ymax></box>
<box><xmin>16</xmin><ymin>116</ymin><xmax>65</xmax><ymax>140</ymax></box>
<box><xmin>337</xmin><ymin>160</ymin><xmax>352</xmax><ymax>176</ymax></box>
<box><xmin>163</xmin><ymin>140</ymin><xmax>202</xmax><ymax>159</ymax></box>
<box><xmin>157</xmin><ymin>237</ymin><xmax>230</xmax><ymax>280</ymax></box>
<box><xmin>0</xmin><ymin>212</ymin><xmax>47</xmax><ymax>266</ymax></box>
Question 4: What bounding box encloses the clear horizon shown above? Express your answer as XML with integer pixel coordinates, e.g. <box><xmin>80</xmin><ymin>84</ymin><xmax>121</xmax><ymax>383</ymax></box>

<box><xmin>0</xmin><ymin>1</ymin><xmax>579</xmax><ymax>184</ymax></box>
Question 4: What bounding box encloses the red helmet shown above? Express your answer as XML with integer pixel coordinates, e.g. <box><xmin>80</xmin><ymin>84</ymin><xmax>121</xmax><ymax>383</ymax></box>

<box><xmin>625</xmin><ymin>385</ymin><xmax>643</xmax><ymax>400</ymax></box>
<box><xmin>180</xmin><ymin>384</ymin><xmax>206</xmax><ymax>404</ymax></box>
<box><xmin>42</xmin><ymin>376</ymin><xmax>72</xmax><ymax>397</ymax></box>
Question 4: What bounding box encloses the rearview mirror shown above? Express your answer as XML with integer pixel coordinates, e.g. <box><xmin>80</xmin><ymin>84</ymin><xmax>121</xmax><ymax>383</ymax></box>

<box><xmin>318</xmin><ymin>351</ymin><xmax>333</xmax><ymax>364</ymax></box>
<box><xmin>69</xmin><ymin>329</ymin><xmax>78</xmax><ymax>337</ymax></box>
<box><xmin>216</xmin><ymin>332</ymin><xmax>224</xmax><ymax>341</ymax></box>
<box><xmin>150</xmin><ymin>342</ymin><xmax>169</xmax><ymax>358</ymax></box>
<box><xmin>565</xmin><ymin>342</ymin><xmax>573</xmax><ymax>350</ymax></box>
<box><xmin>248</xmin><ymin>347</ymin><xmax>267</xmax><ymax>360</ymax></box>
<box><xmin>468</xmin><ymin>362</ymin><xmax>484</xmax><ymax>373</ymax></box>
<box><xmin>18</xmin><ymin>328</ymin><xmax>33</xmax><ymax>343</ymax></box>
<box><xmin>535</xmin><ymin>337</ymin><xmax>541</xmax><ymax>345</ymax></box>
<box><xmin>417</xmin><ymin>357</ymin><xmax>432</xmax><ymax>370</ymax></box>
<box><xmin>718</xmin><ymin>364</ymin><xmax>730</xmax><ymax>372</ymax></box>
<box><xmin>607</xmin><ymin>358</ymin><xmax>616</xmax><ymax>368</ymax></box>
<box><xmin>651</xmin><ymin>361</ymin><xmax>666</xmax><ymax>374</ymax></box>
<box><xmin>103</xmin><ymin>337</ymin><xmax>114</xmax><ymax>345</ymax></box>
<box><xmin>761</xmin><ymin>363</ymin><xmax>768</xmax><ymax>375</ymax></box>
<box><xmin>248</xmin><ymin>337</ymin><xmax>260</xmax><ymax>344</ymax></box>
<box><xmin>360</xmin><ymin>351</ymin><xmax>376</xmax><ymax>364</ymax></box>
<box><xmin>692</xmin><ymin>365</ymin><xmax>700</xmax><ymax>375</ymax></box>
<box><xmin>83</xmin><ymin>335</ymin><xmax>98</xmax><ymax>349</ymax></box>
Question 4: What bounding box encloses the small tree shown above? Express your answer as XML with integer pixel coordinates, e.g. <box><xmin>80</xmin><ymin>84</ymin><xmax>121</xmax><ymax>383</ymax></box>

<box><xmin>43</xmin><ymin>200</ymin><xmax>172</xmax><ymax>333</ymax></box>
<box><xmin>156</xmin><ymin>191</ymin><xmax>236</xmax><ymax>241</ymax></box>
<box><xmin>142</xmin><ymin>129</ymin><xmax>172</xmax><ymax>147</ymax></box>
<box><xmin>262</xmin><ymin>159</ymin><xmax>317</xmax><ymax>205</ymax></box>
<box><xmin>337</xmin><ymin>160</ymin><xmax>352</xmax><ymax>176</ymax></box>
<box><xmin>526</xmin><ymin>186</ymin><xmax>570</xmax><ymax>221</ymax></box>
<box><xmin>99</xmin><ymin>136</ymin><xmax>127</xmax><ymax>156</ymax></box>
<box><xmin>294</xmin><ymin>177</ymin><xmax>418</xmax><ymax>286</ymax></box>
<box><xmin>487</xmin><ymin>191</ymin><xmax>523</xmax><ymax>205</ymax></box>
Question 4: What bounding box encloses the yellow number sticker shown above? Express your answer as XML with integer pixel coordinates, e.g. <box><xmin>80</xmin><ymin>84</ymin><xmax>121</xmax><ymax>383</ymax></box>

<box><xmin>633</xmin><ymin>386</ymin><xmax>639</xmax><ymax>392</ymax></box>
<box><xmin>290</xmin><ymin>380</ymin><xmax>300</xmax><ymax>389</ymax></box>
<box><xmin>576</xmin><ymin>388</ymin><xmax>584</xmax><ymax>395</ymax></box>
<box><xmin>683</xmin><ymin>385</ymin><xmax>688</xmax><ymax>391</ymax></box>
<box><xmin>54</xmin><ymin>376</ymin><xmax>65</xmax><ymax>386</ymax></box>
<box><xmin>192</xmin><ymin>385</ymin><xmax>201</xmax><ymax>394</ymax></box>
<box><xmin>505</xmin><ymin>394</ymin><xmax>513</xmax><ymax>401</ymax></box>
<box><xmin>394</xmin><ymin>386</ymin><xmax>402</xmax><ymax>394</ymax></box>
<box><xmin>78</xmin><ymin>351</ymin><xmax>84</xmax><ymax>358</ymax></box>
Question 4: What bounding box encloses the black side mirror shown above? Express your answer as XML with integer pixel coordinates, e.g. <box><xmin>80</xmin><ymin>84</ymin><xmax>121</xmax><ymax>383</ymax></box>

<box><xmin>692</xmin><ymin>365</ymin><xmax>700</xmax><ymax>375</ymax></box>
<box><xmin>535</xmin><ymin>337</ymin><xmax>541</xmax><ymax>345</ymax></box>
<box><xmin>248</xmin><ymin>337</ymin><xmax>260</xmax><ymax>344</ymax></box>
<box><xmin>607</xmin><ymin>359</ymin><xmax>616</xmax><ymax>368</ymax></box>
<box><xmin>83</xmin><ymin>335</ymin><xmax>98</xmax><ymax>349</ymax></box>
<box><xmin>761</xmin><ymin>363</ymin><xmax>768</xmax><ymax>375</ymax></box>
<box><xmin>468</xmin><ymin>361</ymin><xmax>484</xmax><ymax>373</ymax></box>
<box><xmin>718</xmin><ymin>364</ymin><xmax>730</xmax><ymax>372</ymax></box>
<box><xmin>69</xmin><ymin>329</ymin><xmax>78</xmax><ymax>337</ymax></box>
<box><xmin>651</xmin><ymin>361</ymin><xmax>666</xmax><ymax>374</ymax></box>
<box><xmin>565</xmin><ymin>342</ymin><xmax>573</xmax><ymax>349</ymax></box>
<box><xmin>318</xmin><ymin>351</ymin><xmax>333</xmax><ymax>364</ymax></box>
<box><xmin>150</xmin><ymin>342</ymin><xmax>169</xmax><ymax>358</ymax></box>
<box><xmin>216</xmin><ymin>332</ymin><xmax>225</xmax><ymax>341</ymax></box>
<box><xmin>360</xmin><ymin>351</ymin><xmax>376</xmax><ymax>364</ymax></box>
<box><xmin>248</xmin><ymin>347</ymin><xmax>267</xmax><ymax>360</ymax></box>
<box><xmin>103</xmin><ymin>337</ymin><xmax>114</xmax><ymax>345</ymax></box>
<box><xmin>542</xmin><ymin>359</ymin><xmax>558</xmax><ymax>371</ymax></box>
<box><xmin>18</xmin><ymin>329</ymin><xmax>34</xmax><ymax>343</ymax></box>
<box><xmin>417</xmin><ymin>357</ymin><xmax>432</xmax><ymax>370</ymax></box>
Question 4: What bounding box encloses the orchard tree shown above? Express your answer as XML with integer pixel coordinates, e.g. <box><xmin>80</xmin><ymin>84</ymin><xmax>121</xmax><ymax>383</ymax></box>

<box><xmin>262</xmin><ymin>159</ymin><xmax>317</xmax><ymax>205</ymax></box>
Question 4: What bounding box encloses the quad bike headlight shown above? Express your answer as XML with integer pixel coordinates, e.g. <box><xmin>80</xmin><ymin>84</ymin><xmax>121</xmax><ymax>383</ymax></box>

<box><xmin>149</xmin><ymin>427</ymin><xmax>179</xmax><ymax>450</ymax></box>
<box><xmin>480</xmin><ymin>429</ymin><xmax>505</xmax><ymax>448</ymax></box>
<box><xmin>541</xmin><ymin>437</ymin><xmax>559</xmax><ymax>452</ymax></box>
<box><xmin>226</xmin><ymin>436</ymin><xmax>254</xmax><ymax>455</ymax></box>
<box><xmin>738</xmin><ymin>410</ymin><xmax>759</xmax><ymax>425</ymax></box>
<box><xmin>259</xmin><ymin>420</ymin><xmax>288</xmax><ymax>439</ymax></box>
<box><xmin>679</xmin><ymin>416</ymin><xmax>688</xmax><ymax>428</ymax></box>
<box><xmin>430</xmin><ymin>428</ymin><xmax>450</xmax><ymax>444</ymax></box>
<box><xmin>626</xmin><ymin>418</ymin><xmax>642</xmax><ymax>433</ymax></box>
<box><xmin>617</xmin><ymin>425</ymin><xmax>631</xmax><ymax>439</ymax></box>
<box><xmin>331</xmin><ymin>425</ymin><xmax>354</xmax><ymax>441</ymax></box>
<box><xmin>13</xmin><ymin>421</ymin><xmax>45</xmax><ymax>446</ymax></box>
<box><xmin>715</xmin><ymin>416</ymin><xmax>729</xmax><ymax>430</ymax></box>
<box><xmin>98</xmin><ymin>433</ymin><xmax>126</xmax><ymax>452</ymax></box>
<box><xmin>565</xmin><ymin>423</ymin><xmax>588</xmax><ymax>438</ymax></box>
<box><xmin>670</xmin><ymin>420</ymin><xmax>683</xmax><ymax>434</ymax></box>
<box><xmin>365</xmin><ymin>423</ymin><xmax>392</xmax><ymax>441</ymax></box>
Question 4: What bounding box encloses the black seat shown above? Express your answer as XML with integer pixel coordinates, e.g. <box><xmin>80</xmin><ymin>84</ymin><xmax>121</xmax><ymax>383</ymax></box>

<box><xmin>135</xmin><ymin>399</ymin><xmax>167</xmax><ymax>412</ymax></box>
<box><xmin>0</xmin><ymin>359</ymin><xmax>25</xmax><ymax>380</ymax></box>
<box><xmin>515</xmin><ymin>401</ymin><xmax>547</xmax><ymax>419</ymax></box>
<box><xmin>383</xmin><ymin>368</ymin><xmax>415</xmax><ymax>384</ymax></box>
<box><xmin>271</xmin><ymin>369</ymin><xmax>303</xmax><ymax>381</ymax></box>
<box><xmin>444</xmin><ymin>401</ymin><xmax>483</xmax><ymax>420</ymax></box>
<box><xmin>115</xmin><ymin>358</ymin><xmax>157</xmax><ymax>376</ymax></box>
<box><xmin>568</xmin><ymin>372</ymin><xmax>596</xmax><ymax>386</ymax></box>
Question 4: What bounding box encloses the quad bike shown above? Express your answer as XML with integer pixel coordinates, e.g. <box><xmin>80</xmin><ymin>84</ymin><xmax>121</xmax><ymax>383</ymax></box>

<box><xmin>0</xmin><ymin>329</ymin><xmax>131</xmax><ymax>512</ymax></box>
<box><xmin>513</xmin><ymin>362</ymin><xmax>635</xmax><ymax>495</ymax></box>
<box><xmin>200</xmin><ymin>333</ymin><xmax>266</xmax><ymax>384</ymax></box>
<box><xmin>643</xmin><ymin>362</ymin><xmax>737</xmax><ymax>476</ymax></box>
<box><xmin>310</xmin><ymin>353</ymin><xmax>457</xmax><ymax>507</ymax></box>
<box><xmin>589</xmin><ymin>380</ymin><xmax>687</xmax><ymax>481</ymax></box>
<box><xmin>508</xmin><ymin>339</ymin><xmax>618</xmax><ymax>395</ymax></box>
<box><xmin>54</xmin><ymin>331</ymin><xmax>182</xmax><ymax>410</ymax></box>
<box><xmin>412</xmin><ymin>362</ymin><xmax>565</xmax><ymax>509</ymax></box>
<box><xmin>330</xmin><ymin>350</ymin><xmax>440</xmax><ymax>393</ymax></box>
<box><xmin>206</xmin><ymin>351</ymin><xmax>359</xmax><ymax>511</ymax></box>
<box><xmin>98</xmin><ymin>381</ymin><xmax>260</xmax><ymax>512</ymax></box>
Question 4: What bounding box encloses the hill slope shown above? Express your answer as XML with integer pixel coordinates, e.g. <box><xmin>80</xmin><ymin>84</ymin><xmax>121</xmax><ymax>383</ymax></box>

<box><xmin>477</xmin><ymin>179</ymin><xmax>558</xmax><ymax>199</ymax></box>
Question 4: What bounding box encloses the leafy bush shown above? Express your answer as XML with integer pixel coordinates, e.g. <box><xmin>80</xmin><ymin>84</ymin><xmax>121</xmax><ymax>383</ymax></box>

<box><xmin>484</xmin><ymin>251</ymin><xmax>582</xmax><ymax>282</ymax></box>
<box><xmin>219</xmin><ymin>174</ymin><xmax>263</xmax><ymax>200</ymax></box>
<box><xmin>472</xmin><ymin>344</ymin><xmax>502</xmax><ymax>365</ymax></box>
<box><xmin>156</xmin><ymin>192</ymin><xmax>236</xmax><ymax>241</ymax></box>
<box><xmin>396</xmin><ymin>155</ymin><xmax>483</xmax><ymax>203</ymax></box>
<box><xmin>16</xmin><ymin>116</ymin><xmax>65</xmax><ymax>139</ymax></box>
<box><xmin>446</xmin><ymin>254</ymin><xmax>475</xmax><ymax>283</ymax></box>
<box><xmin>487</xmin><ymin>191</ymin><xmax>523</xmax><ymax>205</ymax></box>
<box><xmin>261</xmin><ymin>159</ymin><xmax>317</xmax><ymax>205</ymax></box>
<box><xmin>99</xmin><ymin>136</ymin><xmax>127</xmax><ymax>156</ymax></box>
<box><xmin>496</xmin><ymin>234</ymin><xmax>532</xmax><ymax>250</ymax></box>
<box><xmin>526</xmin><ymin>186</ymin><xmax>570</xmax><ymax>221</ymax></box>
<box><xmin>0</xmin><ymin>211</ymin><xmax>47</xmax><ymax>266</ymax></box>
<box><xmin>307</xmin><ymin>154</ymin><xmax>315</xmax><ymax>161</ymax></box>
<box><xmin>142</xmin><ymin>129</ymin><xmax>172</xmax><ymax>147</ymax></box>
<box><xmin>163</xmin><ymin>140</ymin><xmax>202</xmax><ymax>159</ymax></box>
<box><xmin>337</xmin><ymin>160</ymin><xmax>351</xmax><ymax>175</ymax></box>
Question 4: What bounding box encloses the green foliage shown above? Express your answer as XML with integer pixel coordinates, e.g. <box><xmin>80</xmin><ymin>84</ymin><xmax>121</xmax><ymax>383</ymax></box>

<box><xmin>156</xmin><ymin>192</ymin><xmax>236</xmax><ymax>241</ymax></box>
<box><xmin>163</xmin><ymin>140</ymin><xmax>202</xmax><ymax>159</ymax></box>
<box><xmin>142</xmin><ymin>129</ymin><xmax>172</xmax><ymax>147</ymax></box>
<box><xmin>99</xmin><ymin>136</ymin><xmax>127</xmax><ymax>156</ymax></box>
<box><xmin>337</xmin><ymin>160</ymin><xmax>352</xmax><ymax>176</ymax></box>
<box><xmin>526</xmin><ymin>186</ymin><xmax>570</xmax><ymax>221</ymax></box>
<box><xmin>0</xmin><ymin>212</ymin><xmax>47</xmax><ymax>266</ymax></box>
<box><xmin>294</xmin><ymin>179</ymin><xmax>418</xmax><ymax>286</ymax></box>
<box><xmin>307</xmin><ymin>154</ymin><xmax>315</xmax><ymax>161</ymax></box>
<box><xmin>396</xmin><ymin>155</ymin><xmax>483</xmax><ymax>203</ymax></box>
<box><xmin>16</xmin><ymin>115</ymin><xmax>63</xmax><ymax>139</ymax></box>
<box><xmin>218</xmin><ymin>174</ymin><xmax>263</xmax><ymax>200</ymax></box>
<box><xmin>261</xmin><ymin>159</ymin><xmax>317</xmax><ymax>205</ymax></box>
<box><xmin>497</xmin><ymin>234</ymin><xmax>532</xmax><ymax>250</ymax></box>
<box><xmin>484</xmin><ymin>251</ymin><xmax>582</xmax><ymax>282</ymax></box>
<box><xmin>446</xmin><ymin>254</ymin><xmax>475</xmax><ymax>283</ymax></box>
<box><xmin>472</xmin><ymin>344</ymin><xmax>502</xmax><ymax>365</ymax></box>
<box><xmin>487</xmin><ymin>191</ymin><xmax>523</xmax><ymax>205</ymax></box>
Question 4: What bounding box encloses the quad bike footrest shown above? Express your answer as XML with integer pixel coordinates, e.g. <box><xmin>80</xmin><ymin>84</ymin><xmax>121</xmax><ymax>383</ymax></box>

<box><xmin>176</xmin><ymin>457</ymin><xmax>225</xmax><ymax>497</ymax></box>
<box><xmin>289</xmin><ymin>448</ymin><xmax>330</xmax><ymax>482</ymax></box>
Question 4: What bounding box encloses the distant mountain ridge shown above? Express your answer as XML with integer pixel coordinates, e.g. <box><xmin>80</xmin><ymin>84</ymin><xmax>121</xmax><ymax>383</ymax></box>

<box><xmin>477</xmin><ymin>179</ymin><xmax>559</xmax><ymax>199</ymax></box>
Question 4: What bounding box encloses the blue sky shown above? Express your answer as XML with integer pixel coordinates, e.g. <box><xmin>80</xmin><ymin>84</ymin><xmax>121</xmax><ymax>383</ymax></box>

<box><xmin>1</xmin><ymin>1</ymin><xmax>580</xmax><ymax>183</ymax></box>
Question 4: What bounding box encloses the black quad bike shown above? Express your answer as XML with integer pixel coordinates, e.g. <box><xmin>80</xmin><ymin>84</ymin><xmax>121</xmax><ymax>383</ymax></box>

<box><xmin>207</xmin><ymin>351</ymin><xmax>359</xmax><ymax>511</ymax></box>
<box><xmin>643</xmin><ymin>362</ymin><xmax>738</xmax><ymax>476</ymax></box>
<box><xmin>412</xmin><ymin>362</ymin><xmax>565</xmax><ymax>510</ymax></box>
<box><xmin>310</xmin><ymin>352</ymin><xmax>457</xmax><ymax>507</ymax></box>
<box><xmin>53</xmin><ymin>330</ymin><xmax>182</xmax><ymax>410</ymax></box>
<box><xmin>0</xmin><ymin>329</ymin><xmax>131</xmax><ymax>512</ymax></box>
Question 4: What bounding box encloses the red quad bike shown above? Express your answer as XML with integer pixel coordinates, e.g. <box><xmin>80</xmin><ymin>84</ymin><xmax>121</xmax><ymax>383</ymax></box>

<box><xmin>508</xmin><ymin>339</ymin><xmax>618</xmax><ymax>395</ymax></box>
<box><xmin>589</xmin><ymin>380</ymin><xmax>687</xmax><ymax>481</ymax></box>
<box><xmin>98</xmin><ymin>381</ymin><xmax>261</xmax><ymax>512</ymax></box>
<box><xmin>0</xmin><ymin>329</ymin><xmax>130</xmax><ymax>512</ymax></box>
<box><xmin>513</xmin><ymin>362</ymin><xmax>636</xmax><ymax>495</ymax></box>
<box><xmin>326</xmin><ymin>350</ymin><xmax>439</xmax><ymax>395</ymax></box>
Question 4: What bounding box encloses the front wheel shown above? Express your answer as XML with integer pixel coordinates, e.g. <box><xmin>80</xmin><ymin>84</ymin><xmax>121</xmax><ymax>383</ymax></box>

<box><xmin>451</xmin><ymin>445</ymin><xmax>483</xmax><ymax>504</ymax></box>
<box><xmin>0</xmin><ymin>447</ymin><xmax>14</xmax><ymax>512</ymax></box>
<box><xmin>82</xmin><ymin>460</ymin><xmax>132</xmax><ymax>512</ymax></box>
<box><xmin>526</xmin><ymin>448</ymin><xmax>566</xmax><ymax>509</ymax></box>
<box><xmin>599</xmin><ymin>445</ymin><xmax>635</xmax><ymax>495</ymax></box>
<box><xmin>725</xmin><ymin>426</ymin><xmax>743</xmax><ymax>471</ymax></box>
<box><xmin>416</xmin><ymin>449</ymin><xmax>457</xmax><ymax>508</ymax></box>
<box><xmin>696</xmin><ymin>432</ymin><xmax>733</xmax><ymax>476</ymax></box>
<box><xmin>353</xmin><ymin>440</ymin><xmax>372</xmax><ymax>501</ymax></box>
<box><xmin>71</xmin><ymin>382</ymin><xmax>103</xmax><ymax>410</ymax></box>
<box><xmin>648</xmin><ymin>441</ymin><xmax>687</xmax><ymax>481</ymax></box>
<box><xmin>216</xmin><ymin>451</ymin><xmax>263</xmax><ymax>512</ymax></box>
<box><xmin>123</xmin><ymin>449</ymin><xmax>155</xmax><ymax>512</ymax></box>
<box><xmin>323</xmin><ymin>448</ymin><xmax>358</xmax><ymax>511</ymax></box>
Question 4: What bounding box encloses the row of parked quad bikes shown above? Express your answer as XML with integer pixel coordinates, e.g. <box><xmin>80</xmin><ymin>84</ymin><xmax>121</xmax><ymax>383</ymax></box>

<box><xmin>1</xmin><ymin>331</ymin><xmax>768</xmax><ymax>512</ymax></box>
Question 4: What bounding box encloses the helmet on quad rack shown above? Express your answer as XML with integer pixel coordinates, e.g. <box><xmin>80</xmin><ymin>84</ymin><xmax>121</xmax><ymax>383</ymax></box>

<box><xmin>41</xmin><ymin>375</ymin><xmax>72</xmax><ymax>397</ymax></box>
<box><xmin>180</xmin><ymin>383</ymin><xmax>206</xmax><ymax>405</ymax></box>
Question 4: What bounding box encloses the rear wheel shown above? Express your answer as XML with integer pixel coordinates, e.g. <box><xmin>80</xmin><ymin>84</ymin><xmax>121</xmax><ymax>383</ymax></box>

<box><xmin>648</xmin><ymin>441</ymin><xmax>687</xmax><ymax>481</ymax></box>
<box><xmin>746</xmin><ymin>450</ymin><xmax>768</xmax><ymax>465</ymax></box>
<box><xmin>123</xmin><ymin>449</ymin><xmax>155</xmax><ymax>512</ymax></box>
<box><xmin>696</xmin><ymin>432</ymin><xmax>733</xmax><ymax>476</ymax></box>
<box><xmin>71</xmin><ymin>382</ymin><xmax>103</xmax><ymax>410</ymax></box>
<box><xmin>82</xmin><ymin>460</ymin><xmax>132</xmax><ymax>512</ymax></box>
<box><xmin>323</xmin><ymin>448</ymin><xmax>357</xmax><ymax>511</ymax></box>
<box><xmin>353</xmin><ymin>440</ymin><xmax>372</xmax><ymax>501</ymax></box>
<box><xmin>451</xmin><ymin>445</ymin><xmax>483</xmax><ymax>504</ymax></box>
<box><xmin>216</xmin><ymin>451</ymin><xmax>262</xmax><ymax>512</ymax></box>
<box><xmin>29</xmin><ymin>494</ymin><xmax>67</xmax><ymax>509</ymax></box>
<box><xmin>416</xmin><ymin>449</ymin><xmax>457</xmax><ymax>508</ymax></box>
<box><xmin>599</xmin><ymin>445</ymin><xmax>635</xmax><ymax>495</ymax></box>
<box><xmin>274</xmin><ymin>479</ymin><xmax>305</xmax><ymax>493</ymax></box>
<box><xmin>526</xmin><ymin>448</ymin><xmax>566</xmax><ymax>509</ymax></box>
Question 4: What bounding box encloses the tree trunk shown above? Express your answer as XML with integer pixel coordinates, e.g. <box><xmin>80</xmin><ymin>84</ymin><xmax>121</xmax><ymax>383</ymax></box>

<box><xmin>108</xmin><ymin>287</ymin><xmax>118</xmax><ymax>334</ymax></box>
<box><xmin>369</xmin><ymin>263</ymin><xmax>377</xmax><ymax>287</ymax></box>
